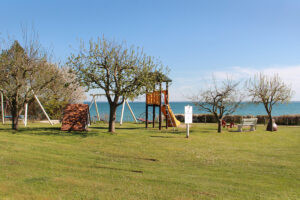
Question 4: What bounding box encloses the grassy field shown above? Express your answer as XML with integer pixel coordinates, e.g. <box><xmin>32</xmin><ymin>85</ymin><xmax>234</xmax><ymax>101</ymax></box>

<box><xmin>0</xmin><ymin>122</ymin><xmax>299</xmax><ymax>200</ymax></box>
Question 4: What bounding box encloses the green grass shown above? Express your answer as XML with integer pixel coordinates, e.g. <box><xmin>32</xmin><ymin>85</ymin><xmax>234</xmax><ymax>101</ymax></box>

<box><xmin>0</xmin><ymin>122</ymin><xmax>299</xmax><ymax>200</ymax></box>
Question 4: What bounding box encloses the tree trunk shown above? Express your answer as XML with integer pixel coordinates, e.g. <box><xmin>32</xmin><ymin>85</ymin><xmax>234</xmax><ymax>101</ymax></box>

<box><xmin>267</xmin><ymin>115</ymin><xmax>273</xmax><ymax>132</ymax></box>
<box><xmin>108</xmin><ymin>104</ymin><xmax>117</xmax><ymax>133</ymax></box>
<box><xmin>11</xmin><ymin>104</ymin><xmax>19</xmax><ymax>130</ymax></box>
<box><xmin>217</xmin><ymin>120</ymin><xmax>222</xmax><ymax>133</ymax></box>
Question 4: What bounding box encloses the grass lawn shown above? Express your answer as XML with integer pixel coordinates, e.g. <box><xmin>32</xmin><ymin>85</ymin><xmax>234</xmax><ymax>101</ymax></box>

<box><xmin>0</xmin><ymin>122</ymin><xmax>299</xmax><ymax>200</ymax></box>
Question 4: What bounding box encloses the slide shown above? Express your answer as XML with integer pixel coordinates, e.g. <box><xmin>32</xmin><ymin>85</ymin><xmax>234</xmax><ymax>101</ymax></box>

<box><xmin>161</xmin><ymin>104</ymin><xmax>181</xmax><ymax>127</ymax></box>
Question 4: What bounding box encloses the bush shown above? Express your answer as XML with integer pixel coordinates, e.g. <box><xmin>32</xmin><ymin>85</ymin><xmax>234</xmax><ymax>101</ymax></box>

<box><xmin>175</xmin><ymin>114</ymin><xmax>300</xmax><ymax>126</ymax></box>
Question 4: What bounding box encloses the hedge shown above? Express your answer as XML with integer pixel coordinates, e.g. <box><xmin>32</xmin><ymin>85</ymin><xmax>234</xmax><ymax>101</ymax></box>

<box><xmin>175</xmin><ymin>114</ymin><xmax>300</xmax><ymax>126</ymax></box>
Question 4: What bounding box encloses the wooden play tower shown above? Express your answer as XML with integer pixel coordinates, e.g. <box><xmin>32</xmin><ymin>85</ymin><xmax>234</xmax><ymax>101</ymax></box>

<box><xmin>145</xmin><ymin>73</ymin><xmax>180</xmax><ymax>130</ymax></box>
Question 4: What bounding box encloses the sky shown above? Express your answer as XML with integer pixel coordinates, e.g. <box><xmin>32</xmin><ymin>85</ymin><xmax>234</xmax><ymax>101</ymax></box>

<box><xmin>1</xmin><ymin>0</ymin><xmax>300</xmax><ymax>101</ymax></box>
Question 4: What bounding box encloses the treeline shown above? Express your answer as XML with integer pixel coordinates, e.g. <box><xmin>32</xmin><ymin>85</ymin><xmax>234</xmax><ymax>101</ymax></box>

<box><xmin>0</xmin><ymin>34</ymin><xmax>86</xmax><ymax>130</ymax></box>
<box><xmin>175</xmin><ymin>114</ymin><xmax>300</xmax><ymax>126</ymax></box>
<box><xmin>0</xmin><ymin>29</ymin><xmax>166</xmax><ymax>132</ymax></box>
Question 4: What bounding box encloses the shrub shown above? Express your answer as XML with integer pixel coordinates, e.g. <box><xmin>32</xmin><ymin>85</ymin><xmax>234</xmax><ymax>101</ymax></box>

<box><xmin>175</xmin><ymin>114</ymin><xmax>300</xmax><ymax>125</ymax></box>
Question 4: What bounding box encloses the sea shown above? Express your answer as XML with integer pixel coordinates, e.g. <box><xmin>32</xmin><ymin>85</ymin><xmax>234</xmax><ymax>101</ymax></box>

<box><xmin>87</xmin><ymin>101</ymin><xmax>300</xmax><ymax>122</ymax></box>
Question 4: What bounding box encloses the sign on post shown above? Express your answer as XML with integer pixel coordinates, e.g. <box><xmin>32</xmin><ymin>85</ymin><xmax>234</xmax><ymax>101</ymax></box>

<box><xmin>185</xmin><ymin>105</ymin><xmax>193</xmax><ymax>138</ymax></box>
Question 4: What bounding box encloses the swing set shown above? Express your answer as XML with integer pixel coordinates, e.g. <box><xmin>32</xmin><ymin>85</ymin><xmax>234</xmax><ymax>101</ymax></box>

<box><xmin>0</xmin><ymin>91</ymin><xmax>53</xmax><ymax>126</ymax></box>
<box><xmin>89</xmin><ymin>94</ymin><xmax>137</xmax><ymax>124</ymax></box>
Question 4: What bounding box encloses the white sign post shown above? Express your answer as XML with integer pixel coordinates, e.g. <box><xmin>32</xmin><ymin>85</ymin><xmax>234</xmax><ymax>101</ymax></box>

<box><xmin>185</xmin><ymin>105</ymin><xmax>193</xmax><ymax>138</ymax></box>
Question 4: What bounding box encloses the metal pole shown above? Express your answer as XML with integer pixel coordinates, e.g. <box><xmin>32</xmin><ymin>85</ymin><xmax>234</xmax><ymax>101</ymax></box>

<box><xmin>1</xmin><ymin>92</ymin><xmax>4</xmax><ymax>124</ymax></box>
<box><xmin>24</xmin><ymin>103</ymin><xmax>28</xmax><ymax>127</ymax></box>
<box><xmin>34</xmin><ymin>94</ymin><xmax>53</xmax><ymax>125</ymax></box>
<box><xmin>94</xmin><ymin>97</ymin><xmax>100</xmax><ymax>121</ymax></box>
<box><xmin>126</xmin><ymin>100</ymin><xmax>137</xmax><ymax>123</ymax></box>
<box><xmin>186</xmin><ymin>123</ymin><xmax>189</xmax><ymax>138</ymax></box>
<box><xmin>120</xmin><ymin>100</ymin><xmax>126</xmax><ymax>125</ymax></box>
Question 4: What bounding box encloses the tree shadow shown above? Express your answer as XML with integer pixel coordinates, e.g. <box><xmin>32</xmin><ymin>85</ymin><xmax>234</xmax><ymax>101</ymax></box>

<box><xmin>90</xmin><ymin>126</ymin><xmax>144</xmax><ymax>130</ymax></box>
<box><xmin>2</xmin><ymin>127</ymin><xmax>101</xmax><ymax>137</ymax></box>
<box><xmin>89</xmin><ymin>126</ymin><xmax>108</xmax><ymax>130</ymax></box>
<box><xmin>200</xmin><ymin>130</ymin><xmax>215</xmax><ymax>133</ymax></box>
<box><xmin>228</xmin><ymin>129</ymin><xmax>254</xmax><ymax>133</ymax></box>
<box><xmin>150</xmin><ymin>135</ymin><xmax>180</xmax><ymax>138</ymax></box>
<box><xmin>116</xmin><ymin>127</ymin><xmax>143</xmax><ymax>130</ymax></box>
<box><xmin>93</xmin><ymin>165</ymin><xmax>143</xmax><ymax>174</ymax></box>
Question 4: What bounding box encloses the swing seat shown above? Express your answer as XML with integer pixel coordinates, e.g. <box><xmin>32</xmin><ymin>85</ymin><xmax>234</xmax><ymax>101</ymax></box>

<box><xmin>137</xmin><ymin>118</ymin><xmax>153</xmax><ymax>123</ymax></box>
<box><xmin>5</xmin><ymin>115</ymin><xmax>24</xmax><ymax>119</ymax></box>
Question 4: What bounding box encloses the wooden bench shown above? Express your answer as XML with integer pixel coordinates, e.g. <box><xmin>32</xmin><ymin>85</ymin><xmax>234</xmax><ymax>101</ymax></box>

<box><xmin>238</xmin><ymin>118</ymin><xmax>257</xmax><ymax>132</ymax></box>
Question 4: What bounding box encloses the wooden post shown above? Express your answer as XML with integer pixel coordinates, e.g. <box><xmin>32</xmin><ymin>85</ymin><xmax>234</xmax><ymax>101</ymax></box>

<box><xmin>87</xmin><ymin>107</ymin><xmax>91</xmax><ymax>126</ymax></box>
<box><xmin>146</xmin><ymin>104</ymin><xmax>148</xmax><ymax>128</ymax></box>
<box><xmin>186</xmin><ymin>123</ymin><xmax>190</xmax><ymax>138</ymax></box>
<box><xmin>153</xmin><ymin>105</ymin><xmax>155</xmax><ymax>128</ymax></box>
<box><xmin>165</xmin><ymin>82</ymin><xmax>169</xmax><ymax>129</ymax></box>
<box><xmin>24</xmin><ymin>103</ymin><xmax>28</xmax><ymax>127</ymax></box>
<box><xmin>34</xmin><ymin>94</ymin><xmax>53</xmax><ymax>125</ymax></box>
<box><xmin>126</xmin><ymin>100</ymin><xmax>137</xmax><ymax>123</ymax></box>
<box><xmin>89</xmin><ymin>96</ymin><xmax>95</xmax><ymax>111</ymax></box>
<box><xmin>1</xmin><ymin>93</ymin><xmax>3</xmax><ymax>124</ymax></box>
<box><xmin>120</xmin><ymin>100</ymin><xmax>126</xmax><ymax>125</ymax></box>
<box><xmin>94</xmin><ymin>97</ymin><xmax>100</xmax><ymax>121</ymax></box>
<box><xmin>159</xmin><ymin>83</ymin><xmax>162</xmax><ymax>130</ymax></box>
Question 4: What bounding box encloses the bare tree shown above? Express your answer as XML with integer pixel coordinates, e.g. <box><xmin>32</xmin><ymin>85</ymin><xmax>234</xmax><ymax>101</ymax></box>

<box><xmin>68</xmin><ymin>37</ymin><xmax>165</xmax><ymax>133</ymax></box>
<box><xmin>0</xmin><ymin>32</ymin><xmax>59</xmax><ymax>130</ymax></box>
<box><xmin>246</xmin><ymin>73</ymin><xmax>293</xmax><ymax>131</ymax></box>
<box><xmin>192</xmin><ymin>78</ymin><xmax>243</xmax><ymax>133</ymax></box>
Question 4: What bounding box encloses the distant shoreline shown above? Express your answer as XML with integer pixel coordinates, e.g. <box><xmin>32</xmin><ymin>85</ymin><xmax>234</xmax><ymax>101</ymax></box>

<box><xmin>87</xmin><ymin>101</ymin><xmax>300</xmax><ymax>120</ymax></box>
<box><xmin>84</xmin><ymin>101</ymin><xmax>300</xmax><ymax>103</ymax></box>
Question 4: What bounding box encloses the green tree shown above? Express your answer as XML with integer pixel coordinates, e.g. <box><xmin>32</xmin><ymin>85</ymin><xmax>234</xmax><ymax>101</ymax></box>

<box><xmin>68</xmin><ymin>37</ymin><xmax>165</xmax><ymax>132</ymax></box>
<box><xmin>42</xmin><ymin>67</ymin><xmax>86</xmax><ymax>119</ymax></box>
<box><xmin>0</xmin><ymin>40</ymin><xmax>58</xmax><ymax>130</ymax></box>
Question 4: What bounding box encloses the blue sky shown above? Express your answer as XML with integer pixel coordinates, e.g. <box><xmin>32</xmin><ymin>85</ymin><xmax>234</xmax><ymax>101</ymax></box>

<box><xmin>1</xmin><ymin>0</ymin><xmax>300</xmax><ymax>101</ymax></box>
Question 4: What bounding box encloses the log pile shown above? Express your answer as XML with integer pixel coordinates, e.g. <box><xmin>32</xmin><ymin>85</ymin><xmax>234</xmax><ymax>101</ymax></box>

<box><xmin>61</xmin><ymin>104</ymin><xmax>89</xmax><ymax>131</ymax></box>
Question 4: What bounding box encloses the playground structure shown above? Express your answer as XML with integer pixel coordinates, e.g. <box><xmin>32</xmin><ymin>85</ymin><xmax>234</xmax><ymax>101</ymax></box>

<box><xmin>89</xmin><ymin>94</ymin><xmax>137</xmax><ymax>124</ymax></box>
<box><xmin>145</xmin><ymin>73</ymin><xmax>180</xmax><ymax>130</ymax></box>
<box><xmin>0</xmin><ymin>91</ymin><xmax>53</xmax><ymax>126</ymax></box>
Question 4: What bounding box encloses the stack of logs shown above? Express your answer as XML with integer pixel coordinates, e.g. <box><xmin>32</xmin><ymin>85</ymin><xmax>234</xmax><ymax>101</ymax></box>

<box><xmin>61</xmin><ymin>104</ymin><xmax>89</xmax><ymax>131</ymax></box>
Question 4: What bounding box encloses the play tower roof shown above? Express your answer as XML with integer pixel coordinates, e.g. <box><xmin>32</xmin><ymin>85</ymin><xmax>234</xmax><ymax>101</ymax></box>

<box><xmin>150</xmin><ymin>72</ymin><xmax>172</xmax><ymax>83</ymax></box>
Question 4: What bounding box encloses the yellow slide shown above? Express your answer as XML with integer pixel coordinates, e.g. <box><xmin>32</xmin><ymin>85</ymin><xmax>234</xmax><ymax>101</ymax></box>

<box><xmin>161</xmin><ymin>104</ymin><xmax>181</xmax><ymax>127</ymax></box>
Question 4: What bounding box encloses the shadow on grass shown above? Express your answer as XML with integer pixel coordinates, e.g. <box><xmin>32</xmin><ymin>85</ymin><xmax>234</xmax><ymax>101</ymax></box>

<box><xmin>91</xmin><ymin>126</ymin><xmax>142</xmax><ymax>130</ymax></box>
<box><xmin>228</xmin><ymin>129</ymin><xmax>255</xmax><ymax>133</ymax></box>
<box><xmin>0</xmin><ymin>127</ymin><xmax>101</xmax><ymax>137</ymax></box>
<box><xmin>107</xmin><ymin>153</ymin><xmax>159</xmax><ymax>162</ymax></box>
<box><xmin>200</xmin><ymin>130</ymin><xmax>221</xmax><ymax>133</ymax></box>
<box><xmin>93</xmin><ymin>165</ymin><xmax>143</xmax><ymax>174</ymax></box>
<box><xmin>150</xmin><ymin>135</ymin><xmax>178</xmax><ymax>138</ymax></box>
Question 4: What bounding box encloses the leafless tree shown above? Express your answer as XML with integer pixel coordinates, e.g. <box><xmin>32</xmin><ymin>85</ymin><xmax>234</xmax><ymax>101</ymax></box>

<box><xmin>246</xmin><ymin>73</ymin><xmax>293</xmax><ymax>131</ymax></box>
<box><xmin>192</xmin><ymin>77</ymin><xmax>244</xmax><ymax>133</ymax></box>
